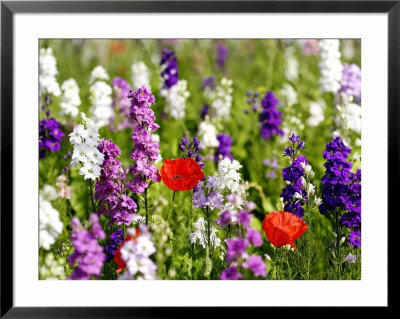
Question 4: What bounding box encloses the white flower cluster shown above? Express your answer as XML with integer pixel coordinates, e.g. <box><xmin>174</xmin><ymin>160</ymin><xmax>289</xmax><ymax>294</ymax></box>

<box><xmin>189</xmin><ymin>217</ymin><xmax>221</xmax><ymax>249</ymax></box>
<box><xmin>89</xmin><ymin>66</ymin><xmax>113</xmax><ymax>128</ymax></box>
<box><xmin>131</xmin><ymin>61</ymin><xmax>151</xmax><ymax>90</ymax></box>
<box><xmin>119</xmin><ymin>227</ymin><xmax>158</xmax><ymax>280</ymax></box>
<box><xmin>198</xmin><ymin>121</ymin><xmax>219</xmax><ymax>149</ymax></box>
<box><xmin>335</xmin><ymin>102</ymin><xmax>361</xmax><ymax>134</ymax></box>
<box><xmin>307</xmin><ymin>100</ymin><xmax>326</xmax><ymax>127</ymax></box>
<box><xmin>41</xmin><ymin>184</ymin><xmax>58</xmax><ymax>201</ymax></box>
<box><xmin>39</xmin><ymin>253</ymin><xmax>65</xmax><ymax>280</ymax></box>
<box><xmin>69</xmin><ymin>113</ymin><xmax>104</xmax><ymax>180</ymax></box>
<box><xmin>318</xmin><ymin>39</ymin><xmax>343</xmax><ymax>93</ymax></box>
<box><xmin>89</xmin><ymin>65</ymin><xmax>109</xmax><ymax>84</ymax></box>
<box><xmin>279</xmin><ymin>83</ymin><xmax>298</xmax><ymax>107</ymax></box>
<box><xmin>40</xmin><ymin>188</ymin><xmax>63</xmax><ymax>250</ymax></box>
<box><xmin>60</xmin><ymin>79</ymin><xmax>81</xmax><ymax>118</ymax></box>
<box><xmin>209</xmin><ymin>78</ymin><xmax>233</xmax><ymax>120</ymax></box>
<box><xmin>39</xmin><ymin>48</ymin><xmax>61</xmax><ymax>96</ymax></box>
<box><xmin>214</xmin><ymin>158</ymin><xmax>243</xmax><ymax>194</ymax></box>
<box><xmin>285</xmin><ymin>47</ymin><xmax>299</xmax><ymax>81</ymax></box>
<box><xmin>161</xmin><ymin>79</ymin><xmax>190</xmax><ymax>119</ymax></box>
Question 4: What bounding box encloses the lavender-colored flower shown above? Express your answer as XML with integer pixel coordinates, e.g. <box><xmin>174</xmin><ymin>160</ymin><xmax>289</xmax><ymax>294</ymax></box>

<box><xmin>111</xmin><ymin>77</ymin><xmax>132</xmax><ymax>131</ymax></box>
<box><xmin>215</xmin><ymin>210</ymin><xmax>233</xmax><ymax>227</ymax></box>
<box><xmin>344</xmin><ymin>253</ymin><xmax>357</xmax><ymax>263</ymax></box>
<box><xmin>246</xmin><ymin>228</ymin><xmax>263</xmax><ymax>247</ymax></box>
<box><xmin>68</xmin><ymin>214</ymin><xmax>106</xmax><ymax>280</ymax></box>
<box><xmin>348</xmin><ymin>230</ymin><xmax>361</xmax><ymax>247</ymax></box>
<box><xmin>126</xmin><ymin>87</ymin><xmax>161</xmax><ymax>194</ymax></box>
<box><xmin>259</xmin><ymin>91</ymin><xmax>284</xmax><ymax>140</ymax></box>
<box><xmin>215</xmin><ymin>133</ymin><xmax>234</xmax><ymax>162</ymax></box>
<box><xmin>226</xmin><ymin>238</ymin><xmax>249</xmax><ymax>263</ymax></box>
<box><xmin>95</xmin><ymin>139</ymin><xmax>137</xmax><ymax>226</ymax></box>
<box><xmin>339</xmin><ymin>63</ymin><xmax>361</xmax><ymax>103</ymax></box>
<box><xmin>236</xmin><ymin>210</ymin><xmax>252</xmax><ymax>227</ymax></box>
<box><xmin>220</xmin><ymin>266</ymin><xmax>243</xmax><ymax>280</ymax></box>
<box><xmin>264</xmin><ymin>157</ymin><xmax>280</xmax><ymax>179</ymax></box>
<box><xmin>160</xmin><ymin>49</ymin><xmax>179</xmax><ymax>89</ymax></box>
<box><xmin>216</xmin><ymin>43</ymin><xmax>228</xmax><ymax>70</ymax></box>
<box><xmin>242</xmin><ymin>255</ymin><xmax>267</xmax><ymax>277</ymax></box>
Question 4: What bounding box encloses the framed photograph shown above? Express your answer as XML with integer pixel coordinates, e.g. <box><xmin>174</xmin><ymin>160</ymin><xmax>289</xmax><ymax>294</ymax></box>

<box><xmin>1</xmin><ymin>0</ymin><xmax>394</xmax><ymax>317</ymax></box>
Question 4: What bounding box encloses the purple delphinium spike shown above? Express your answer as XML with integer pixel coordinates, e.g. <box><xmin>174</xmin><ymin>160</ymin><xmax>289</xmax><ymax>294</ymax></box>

<box><xmin>280</xmin><ymin>134</ymin><xmax>309</xmax><ymax>218</ymax></box>
<box><xmin>39</xmin><ymin>97</ymin><xmax>64</xmax><ymax>159</ymax></box>
<box><xmin>68</xmin><ymin>214</ymin><xmax>106</xmax><ymax>280</ymax></box>
<box><xmin>215</xmin><ymin>133</ymin><xmax>234</xmax><ymax>162</ymax></box>
<box><xmin>160</xmin><ymin>49</ymin><xmax>179</xmax><ymax>89</ymax></box>
<box><xmin>104</xmin><ymin>228</ymin><xmax>124</xmax><ymax>261</ymax></box>
<box><xmin>95</xmin><ymin>139</ymin><xmax>137</xmax><ymax>226</ymax></box>
<box><xmin>179</xmin><ymin>136</ymin><xmax>204</xmax><ymax>168</ymax></box>
<box><xmin>216</xmin><ymin>43</ymin><xmax>228</xmax><ymax>70</ymax></box>
<box><xmin>126</xmin><ymin>86</ymin><xmax>161</xmax><ymax>194</ymax></box>
<box><xmin>319</xmin><ymin>136</ymin><xmax>361</xmax><ymax>245</ymax></box>
<box><xmin>259</xmin><ymin>91</ymin><xmax>284</xmax><ymax>140</ymax></box>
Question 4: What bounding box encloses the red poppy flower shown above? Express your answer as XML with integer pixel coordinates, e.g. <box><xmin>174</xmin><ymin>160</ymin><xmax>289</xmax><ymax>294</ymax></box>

<box><xmin>262</xmin><ymin>211</ymin><xmax>308</xmax><ymax>252</ymax></box>
<box><xmin>113</xmin><ymin>229</ymin><xmax>140</xmax><ymax>274</ymax></box>
<box><xmin>160</xmin><ymin>158</ymin><xmax>205</xmax><ymax>191</ymax></box>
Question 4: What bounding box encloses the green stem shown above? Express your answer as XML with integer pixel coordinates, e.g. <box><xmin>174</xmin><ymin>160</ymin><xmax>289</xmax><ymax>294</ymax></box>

<box><xmin>144</xmin><ymin>187</ymin><xmax>149</xmax><ymax>225</ymax></box>
<box><xmin>88</xmin><ymin>179</ymin><xmax>96</xmax><ymax>213</ymax></box>
<box><xmin>167</xmin><ymin>191</ymin><xmax>176</xmax><ymax>223</ymax></box>
<box><xmin>206</xmin><ymin>207</ymin><xmax>211</xmax><ymax>254</ymax></box>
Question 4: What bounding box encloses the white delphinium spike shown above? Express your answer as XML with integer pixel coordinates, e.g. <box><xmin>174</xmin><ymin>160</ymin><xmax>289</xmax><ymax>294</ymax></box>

<box><xmin>89</xmin><ymin>65</ymin><xmax>109</xmax><ymax>84</ymax></box>
<box><xmin>189</xmin><ymin>217</ymin><xmax>221</xmax><ymax>249</ymax></box>
<box><xmin>279</xmin><ymin>83</ymin><xmax>298</xmax><ymax>107</ymax></box>
<box><xmin>210</xmin><ymin>78</ymin><xmax>233</xmax><ymax>120</ymax></box>
<box><xmin>160</xmin><ymin>79</ymin><xmax>190</xmax><ymax>119</ymax></box>
<box><xmin>214</xmin><ymin>158</ymin><xmax>243</xmax><ymax>193</ymax></box>
<box><xmin>89</xmin><ymin>66</ymin><xmax>113</xmax><ymax>128</ymax></box>
<box><xmin>39</xmin><ymin>48</ymin><xmax>61</xmax><ymax>96</ymax></box>
<box><xmin>131</xmin><ymin>61</ymin><xmax>150</xmax><ymax>90</ymax></box>
<box><xmin>285</xmin><ymin>47</ymin><xmax>299</xmax><ymax>81</ymax></box>
<box><xmin>198</xmin><ymin>120</ymin><xmax>219</xmax><ymax>149</ymax></box>
<box><xmin>60</xmin><ymin>78</ymin><xmax>81</xmax><ymax>118</ymax></box>
<box><xmin>69</xmin><ymin>113</ymin><xmax>104</xmax><ymax>180</ymax></box>
<box><xmin>39</xmin><ymin>195</ymin><xmax>63</xmax><ymax>250</ymax></box>
<box><xmin>41</xmin><ymin>184</ymin><xmax>58</xmax><ymax>202</ymax></box>
<box><xmin>318</xmin><ymin>39</ymin><xmax>343</xmax><ymax>93</ymax></box>
<box><xmin>39</xmin><ymin>253</ymin><xmax>65</xmax><ymax>280</ymax></box>
<box><xmin>307</xmin><ymin>100</ymin><xmax>326</xmax><ymax>127</ymax></box>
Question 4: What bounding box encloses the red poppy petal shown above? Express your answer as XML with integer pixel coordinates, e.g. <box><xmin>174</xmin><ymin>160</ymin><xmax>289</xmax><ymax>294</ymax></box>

<box><xmin>262</xmin><ymin>211</ymin><xmax>308</xmax><ymax>250</ymax></box>
<box><xmin>160</xmin><ymin>157</ymin><xmax>204</xmax><ymax>191</ymax></box>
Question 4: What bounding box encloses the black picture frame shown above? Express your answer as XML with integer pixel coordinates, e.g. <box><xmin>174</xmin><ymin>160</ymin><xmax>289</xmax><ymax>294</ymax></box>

<box><xmin>0</xmin><ymin>0</ymin><xmax>395</xmax><ymax>317</ymax></box>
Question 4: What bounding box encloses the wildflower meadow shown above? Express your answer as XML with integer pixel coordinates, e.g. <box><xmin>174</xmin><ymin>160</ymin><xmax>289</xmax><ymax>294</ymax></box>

<box><xmin>39</xmin><ymin>39</ymin><xmax>361</xmax><ymax>280</ymax></box>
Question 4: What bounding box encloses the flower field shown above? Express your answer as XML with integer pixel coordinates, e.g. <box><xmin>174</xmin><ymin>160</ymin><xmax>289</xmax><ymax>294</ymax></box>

<box><xmin>39</xmin><ymin>39</ymin><xmax>361</xmax><ymax>280</ymax></box>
